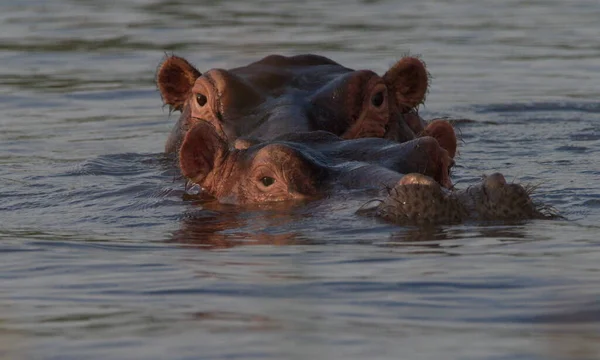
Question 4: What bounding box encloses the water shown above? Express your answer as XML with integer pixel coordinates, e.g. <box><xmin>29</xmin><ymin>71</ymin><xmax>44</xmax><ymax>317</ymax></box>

<box><xmin>1</xmin><ymin>0</ymin><xmax>600</xmax><ymax>359</ymax></box>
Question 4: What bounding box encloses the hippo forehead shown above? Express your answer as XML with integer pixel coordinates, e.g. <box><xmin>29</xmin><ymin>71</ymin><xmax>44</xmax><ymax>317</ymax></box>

<box><xmin>227</xmin><ymin>54</ymin><xmax>353</xmax><ymax>93</ymax></box>
<box><xmin>242</xmin><ymin>140</ymin><xmax>332</xmax><ymax>172</ymax></box>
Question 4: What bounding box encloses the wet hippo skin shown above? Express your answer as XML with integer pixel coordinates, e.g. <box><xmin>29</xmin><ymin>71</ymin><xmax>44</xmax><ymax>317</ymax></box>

<box><xmin>157</xmin><ymin>54</ymin><xmax>430</xmax><ymax>152</ymax></box>
<box><xmin>178</xmin><ymin>121</ymin><xmax>454</xmax><ymax>204</ymax></box>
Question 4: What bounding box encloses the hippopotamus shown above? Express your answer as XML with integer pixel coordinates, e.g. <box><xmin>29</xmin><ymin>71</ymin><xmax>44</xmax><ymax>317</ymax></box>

<box><xmin>179</xmin><ymin>120</ymin><xmax>455</xmax><ymax>204</ymax></box>
<box><xmin>178</xmin><ymin>120</ymin><xmax>553</xmax><ymax>224</ymax></box>
<box><xmin>156</xmin><ymin>53</ymin><xmax>431</xmax><ymax>153</ymax></box>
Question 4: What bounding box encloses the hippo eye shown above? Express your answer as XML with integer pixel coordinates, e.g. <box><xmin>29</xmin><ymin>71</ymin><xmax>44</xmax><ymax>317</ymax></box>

<box><xmin>196</xmin><ymin>93</ymin><xmax>207</xmax><ymax>107</ymax></box>
<box><xmin>260</xmin><ymin>176</ymin><xmax>275</xmax><ymax>187</ymax></box>
<box><xmin>371</xmin><ymin>91</ymin><xmax>384</xmax><ymax>108</ymax></box>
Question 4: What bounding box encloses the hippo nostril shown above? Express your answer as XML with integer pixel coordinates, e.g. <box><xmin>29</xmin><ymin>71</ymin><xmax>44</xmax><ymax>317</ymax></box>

<box><xmin>371</xmin><ymin>91</ymin><xmax>384</xmax><ymax>108</ymax></box>
<box><xmin>398</xmin><ymin>173</ymin><xmax>437</xmax><ymax>186</ymax></box>
<box><xmin>196</xmin><ymin>93</ymin><xmax>207</xmax><ymax>107</ymax></box>
<box><xmin>483</xmin><ymin>173</ymin><xmax>507</xmax><ymax>189</ymax></box>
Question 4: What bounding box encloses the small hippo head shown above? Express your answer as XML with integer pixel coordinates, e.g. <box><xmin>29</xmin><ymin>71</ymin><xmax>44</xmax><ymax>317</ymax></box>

<box><xmin>179</xmin><ymin>121</ymin><xmax>328</xmax><ymax>204</ymax></box>
<box><xmin>157</xmin><ymin>54</ymin><xmax>429</xmax><ymax>152</ymax></box>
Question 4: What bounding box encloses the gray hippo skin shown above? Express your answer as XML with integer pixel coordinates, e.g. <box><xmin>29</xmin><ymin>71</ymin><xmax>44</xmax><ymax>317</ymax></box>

<box><xmin>156</xmin><ymin>54</ymin><xmax>434</xmax><ymax>153</ymax></box>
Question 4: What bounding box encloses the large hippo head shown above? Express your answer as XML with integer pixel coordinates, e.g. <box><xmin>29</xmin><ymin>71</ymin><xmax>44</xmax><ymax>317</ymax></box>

<box><xmin>178</xmin><ymin>121</ymin><xmax>454</xmax><ymax>205</ymax></box>
<box><xmin>157</xmin><ymin>54</ymin><xmax>429</xmax><ymax>152</ymax></box>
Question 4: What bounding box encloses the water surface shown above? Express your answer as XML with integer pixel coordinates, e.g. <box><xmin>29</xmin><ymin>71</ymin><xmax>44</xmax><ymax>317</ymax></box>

<box><xmin>1</xmin><ymin>1</ymin><xmax>600</xmax><ymax>359</ymax></box>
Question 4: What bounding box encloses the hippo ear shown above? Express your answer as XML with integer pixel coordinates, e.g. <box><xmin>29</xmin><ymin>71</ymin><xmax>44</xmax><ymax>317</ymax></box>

<box><xmin>383</xmin><ymin>57</ymin><xmax>429</xmax><ymax>112</ymax></box>
<box><xmin>179</xmin><ymin>121</ymin><xmax>229</xmax><ymax>185</ymax></box>
<box><xmin>156</xmin><ymin>56</ymin><xmax>202</xmax><ymax>111</ymax></box>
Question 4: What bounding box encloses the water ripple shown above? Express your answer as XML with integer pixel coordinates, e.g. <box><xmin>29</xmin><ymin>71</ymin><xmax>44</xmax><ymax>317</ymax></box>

<box><xmin>1</xmin><ymin>0</ymin><xmax>600</xmax><ymax>359</ymax></box>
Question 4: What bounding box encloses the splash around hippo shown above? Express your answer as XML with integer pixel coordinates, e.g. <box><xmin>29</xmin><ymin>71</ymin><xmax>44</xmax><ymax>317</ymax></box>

<box><xmin>157</xmin><ymin>53</ymin><xmax>430</xmax><ymax>152</ymax></box>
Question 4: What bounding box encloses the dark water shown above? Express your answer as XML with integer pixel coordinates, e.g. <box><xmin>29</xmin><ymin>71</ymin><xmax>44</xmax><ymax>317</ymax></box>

<box><xmin>1</xmin><ymin>0</ymin><xmax>600</xmax><ymax>359</ymax></box>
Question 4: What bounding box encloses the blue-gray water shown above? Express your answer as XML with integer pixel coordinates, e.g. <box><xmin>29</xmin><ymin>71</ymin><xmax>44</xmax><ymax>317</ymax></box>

<box><xmin>1</xmin><ymin>1</ymin><xmax>600</xmax><ymax>359</ymax></box>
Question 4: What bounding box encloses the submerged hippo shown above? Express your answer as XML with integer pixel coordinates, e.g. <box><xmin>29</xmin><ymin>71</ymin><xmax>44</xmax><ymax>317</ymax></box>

<box><xmin>157</xmin><ymin>53</ymin><xmax>431</xmax><ymax>152</ymax></box>
<box><xmin>178</xmin><ymin>120</ymin><xmax>553</xmax><ymax>224</ymax></box>
<box><xmin>179</xmin><ymin>121</ymin><xmax>455</xmax><ymax>204</ymax></box>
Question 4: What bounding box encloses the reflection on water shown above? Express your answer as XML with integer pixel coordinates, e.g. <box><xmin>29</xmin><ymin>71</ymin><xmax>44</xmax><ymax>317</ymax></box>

<box><xmin>1</xmin><ymin>0</ymin><xmax>600</xmax><ymax>359</ymax></box>
<box><xmin>536</xmin><ymin>299</ymin><xmax>600</xmax><ymax>360</ymax></box>
<box><xmin>170</xmin><ymin>206</ymin><xmax>306</xmax><ymax>249</ymax></box>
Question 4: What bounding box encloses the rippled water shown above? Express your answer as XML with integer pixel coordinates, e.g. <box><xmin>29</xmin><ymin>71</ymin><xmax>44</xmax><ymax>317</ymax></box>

<box><xmin>1</xmin><ymin>0</ymin><xmax>600</xmax><ymax>359</ymax></box>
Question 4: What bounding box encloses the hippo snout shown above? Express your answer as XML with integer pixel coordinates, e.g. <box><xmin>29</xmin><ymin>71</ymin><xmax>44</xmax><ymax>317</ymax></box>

<box><xmin>376</xmin><ymin>173</ymin><xmax>556</xmax><ymax>225</ymax></box>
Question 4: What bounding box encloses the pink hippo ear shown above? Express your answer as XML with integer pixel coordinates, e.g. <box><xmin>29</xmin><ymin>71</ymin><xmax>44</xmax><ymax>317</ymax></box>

<box><xmin>179</xmin><ymin>121</ymin><xmax>229</xmax><ymax>185</ymax></box>
<box><xmin>156</xmin><ymin>56</ymin><xmax>202</xmax><ymax>111</ymax></box>
<box><xmin>383</xmin><ymin>57</ymin><xmax>429</xmax><ymax>112</ymax></box>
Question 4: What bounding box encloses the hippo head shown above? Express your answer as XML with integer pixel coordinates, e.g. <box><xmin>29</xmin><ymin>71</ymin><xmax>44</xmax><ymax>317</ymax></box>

<box><xmin>179</xmin><ymin>121</ymin><xmax>327</xmax><ymax>204</ymax></box>
<box><xmin>157</xmin><ymin>54</ymin><xmax>429</xmax><ymax>152</ymax></box>
<box><xmin>178</xmin><ymin>120</ymin><xmax>458</xmax><ymax>205</ymax></box>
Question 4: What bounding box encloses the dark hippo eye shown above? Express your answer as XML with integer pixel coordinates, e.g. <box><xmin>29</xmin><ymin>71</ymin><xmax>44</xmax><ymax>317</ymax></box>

<box><xmin>371</xmin><ymin>91</ymin><xmax>384</xmax><ymax>108</ymax></box>
<box><xmin>196</xmin><ymin>93</ymin><xmax>207</xmax><ymax>107</ymax></box>
<box><xmin>260</xmin><ymin>176</ymin><xmax>275</xmax><ymax>187</ymax></box>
